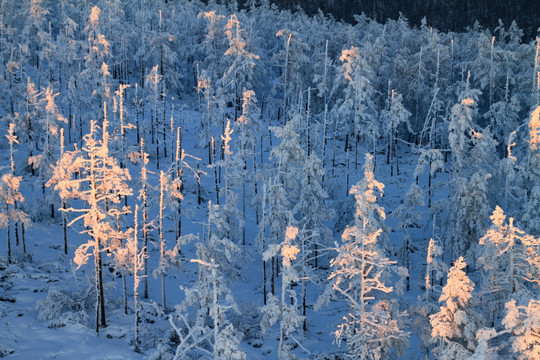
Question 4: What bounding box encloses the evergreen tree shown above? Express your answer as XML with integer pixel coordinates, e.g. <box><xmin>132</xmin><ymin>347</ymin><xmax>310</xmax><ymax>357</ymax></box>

<box><xmin>523</xmin><ymin>107</ymin><xmax>540</xmax><ymax>236</ymax></box>
<box><xmin>316</xmin><ymin>154</ymin><xmax>408</xmax><ymax>359</ymax></box>
<box><xmin>503</xmin><ymin>299</ymin><xmax>540</xmax><ymax>360</ymax></box>
<box><xmin>381</xmin><ymin>88</ymin><xmax>411</xmax><ymax>176</ymax></box>
<box><xmin>430</xmin><ymin>257</ymin><xmax>482</xmax><ymax>359</ymax></box>
<box><xmin>394</xmin><ymin>182</ymin><xmax>424</xmax><ymax>291</ymax></box>
<box><xmin>153</xmin><ymin>170</ymin><xmax>182</xmax><ymax>310</ymax></box>
<box><xmin>0</xmin><ymin>174</ymin><xmax>26</xmax><ymax>263</ymax></box>
<box><xmin>223</xmin><ymin>14</ymin><xmax>259</xmax><ymax>121</ymax></box>
<box><xmin>335</xmin><ymin>46</ymin><xmax>378</xmax><ymax>173</ymax></box>
<box><xmin>81</xmin><ymin>6</ymin><xmax>111</xmax><ymax>126</ymax></box>
<box><xmin>31</xmin><ymin>84</ymin><xmax>67</xmax><ymax>219</ymax></box>
<box><xmin>261</xmin><ymin>226</ymin><xmax>307</xmax><ymax>359</ymax></box>
<box><xmin>235</xmin><ymin>90</ymin><xmax>261</xmax><ymax>245</ymax></box>
<box><xmin>49</xmin><ymin>119</ymin><xmax>132</xmax><ymax>333</ymax></box>
<box><xmin>171</xmin><ymin>256</ymin><xmax>245</xmax><ymax>360</ymax></box>
<box><xmin>478</xmin><ymin>206</ymin><xmax>538</xmax><ymax>326</ymax></box>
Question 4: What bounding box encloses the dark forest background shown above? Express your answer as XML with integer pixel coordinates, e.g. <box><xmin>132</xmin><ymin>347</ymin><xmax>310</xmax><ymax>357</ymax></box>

<box><xmin>231</xmin><ymin>0</ymin><xmax>540</xmax><ymax>40</ymax></box>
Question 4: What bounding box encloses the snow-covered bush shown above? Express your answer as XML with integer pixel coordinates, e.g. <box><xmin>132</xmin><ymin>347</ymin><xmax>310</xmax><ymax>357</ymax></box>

<box><xmin>36</xmin><ymin>287</ymin><xmax>92</xmax><ymax>328</ymax></box>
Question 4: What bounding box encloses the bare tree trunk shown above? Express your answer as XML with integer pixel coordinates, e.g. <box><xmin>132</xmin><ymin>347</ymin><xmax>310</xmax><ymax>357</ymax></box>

<box><xmin>212</xmin><ymin>137</ymin><xmax>219</xmax><ymax>205</ymax></box>
<box><xmin>134</xmin><ymin>206</ymin><xmax>141</xmax><ymax>353</ymax></box>
<box><xmin>95</xmin><ymin>236</ymin><xmax>106</xmax><ymax>333</ymax></box>
<box><xmin>6</xmin><ymin>204</ymin><xmax>11</xmax><ymax>263</ymax></box>
<box><xmin>345</xmin><ymin>134</ymin><xmax>350</xmax><ymax>197</ymax></box>
<box><xmin>122</xmin><ymin>270</ymin><xmax>127</xmax><ymax>314</ymax></box>
<box><xmin>271</xmin><ymin>256</ymin><xmax>275</xmax><ymax>295</ymax></box>
<box><xmin>63</xmin><ymin>201</ymin><xmax>67</xmax><ymax>255</ymax></box>
<box><xmin>242</xmin><ymin>157</ymin><xmax>246</xmax><ymax>246</ymax></box>
<box><xmin>21</xmin><ymin>222</ymin><xmax>26</xmax><ymax>255</ymax></box>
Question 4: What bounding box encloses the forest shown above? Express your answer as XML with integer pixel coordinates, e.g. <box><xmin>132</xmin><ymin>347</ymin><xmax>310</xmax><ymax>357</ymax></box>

<box><xmin>0</xmin><ymin>0</ymin><xmax>539</xmax><ymax>359</ymax></box>
<box><xmin>235</xmin><ymin>0</ymin><xmax>540</xmax><ymax>41</ymax></box>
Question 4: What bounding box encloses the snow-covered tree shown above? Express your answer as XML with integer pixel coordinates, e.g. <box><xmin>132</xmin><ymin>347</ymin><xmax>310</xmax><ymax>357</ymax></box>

<box><xmin>145</xmin><ymin>65</ymin><xmax>163</xmax><ymax>166</ymax></box>
<box><xmin>503</xmin><ymin>298</ymin><xmax>540</xmax><ymax>360</ymax></box>
<box><xmin>261</xmin><ymin>226</ymin><xmax>307</xmax><ymax>359</ymax></box>
<box><xmin>523</xmin><ymin>107</ymin><xmax>540</xmax><ymax>236</ymax></box>
<box><xmin>446</xmin><ymin>172</ymin><xmax>492</xmax><ymax>262</ymax></box>
<box><xmin>478</xmin><ymin>206</ymin><xmax>538</xmax><ymax>326</ymax></box>
<box><xmin>197</xmin><ymin>9</ymin><xmax>227</xmax><ymax>85</ymax></box>
<box><xmin>21</xmin><ymin>78</ymin><xmax>40</xmax><ymax>166</ymax></box>
<box><xmin>381</xmin><ymin>88</ymin><xmax>411</xmax><ymax>176</ymax></box>
<box><xmin>216</xmin><ymin>118</ymin><xmax>243</xmax><ymax>243</ymax></box>
<box><xmin>448</xmin><ymin>79</ymin><xmax>482</xmax><ymax>176</ymax></box>
<box><xmin>266</xmin><ymin>113</ymin><xmax>306</xmax><ymax>294</ymax></box>
<box><xmin>484</xmin><ymin>79</ymin><xmax>522</xmax><ymax>147</ymax></box>
<box><xmin>316</xmin><ymin>154</ymin><xmax>408</xmax><ymax>359</ymax></box>
<box><xmin>81</xmin><ymin>6</ymin><xmax>111</xmax><ymax>126</ymax></box>
<box><xmin>170</xmin><ymin>257</ymin><xmax>245</xmax><ymax>360</ymax></box>
<box><xmin>430</xmin><ymin>257</ymin><xmax>482</xmax><ymax>359</ymax></box>
<box><xmin>0</xmin><ymin>174</ymin><xmax>27</xmax><ymax>263</ymax></box>
<box><xmin>394</xmin><ymin>183</ymin><xmax>424</xmax><ymax>291</ymax></box>
<box><xmin>134</xmin><ymin>138</ymin><xmax>153</xmax><ymax>299</ymax></box>
<box><xmin>444</xmin><ymin>81</ymin><xmax>495</xmax><ymax>260</ymax></box>
<box><xmin>180</xmin><ymin>201</ymin><xmax>243</xmax><ymax>320</ymax></box>
<box><xmin>469</xmin><ymin>328</ymin><xmax>500</xmax><ymax>360</ymax></box>
<box><xmin>153</xmin><ymin>170</ymin><xmax>182</xmax><ymax>310</ymax></box>
<box><xmin>414</xmin><ymin>148</ymin><xmax>444</xmax><ymax>208</ymax></box>
<box><xmin>45</xmin><ymin>127</ymin><xmax>69</xmax><ymax>254</ymax></box>
<box><xmin>110</xmin><ymin>204</ymin><xmax>146</xmax><ymax>350</ymax></box>
<box><xmin>114</xmin><ymin>84</ymin><xmax>133</xmax><ymax>168</ymax></box>
<box><xmin>5</xmin><ymin>123</ymin><xmax>28</xmax><ymax>253</ymax></box>
<box><xmin>293</xmin><ymin>152</ymin><xmax>333</xmax><ymax>331</ymax></box>
<box><xmin>49</xmin><ymin>119</ymin><xmax>132</xmax><ymax>333</ymax></box>
<box><xmin>274</xmin><ymin>28</ymin><xmax>309</xmax><ymax>119</ymax></box>
<box><xmin>235</xmin><ymin>90</ymin><xmax>261</xmax><ymax>246</ymax></box>
<box><xmin>30</xmin><ymin>85</ymin><xmax>67</xmax><ymax>219</ymax></box>
<box><xmin>412</xmin><ymin>235</ymin><xmax>448</xmax><ymax>356</ymax></box>
<box><xmin>425</xmin><ymin>236</ymin><xmax>447</xmax><ymax>302</ymax></box>
<box><xmin>336</xmin><ymin>46</ymin><xmax>378</xmax><ymax>166</ymax></box>
<box><xmin>313</xmin><ymin>39</ymin><xmax>333</xmax><ymax>184</ymax></box>
<box><xmin>223</xmin><ymin>14</ymin><xmax>259</xmax><ymax>121</ymax></box>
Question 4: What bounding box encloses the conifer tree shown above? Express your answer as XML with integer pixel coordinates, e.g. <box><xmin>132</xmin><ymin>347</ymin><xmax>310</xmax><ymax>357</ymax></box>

<box><xmin>445</xmin><ymin>79</ymin><xmax>494</xmax><ymax>260</ymax></box>
<box><xmin>265</xmin><ymin>113</ymin><xmax>306</xmax><ymax>294</ymax></box>
<box><xmin>145</xmin><ymin>65</ymin><xmax>163</xmax><ymax>166</ymax></box>
<box><xmin>430</xmin><ymin>257</ymin><xmax>482</xmax><ymax>359</ymax></box>
<box><xmin>523</xmin><ymin>107</ymin><xmax>540</xmax><ymax>236</ymax></box>
<box><xmin>135</xmin><ymin>138</ymin><xmax>153</xmax><ymax>299</ymax></box>
<box><xmin>261</xmin><ymin>226</ymin><xmax>307</xmax><ymax>359</ymax></box>
<box><xmin>113</xmin><ymin>204</ymin><xmax>146</xmax><ymax>352</ymax></box>
<box><xmin>316</xmin><ymin>154</ymin><xmax>408</xmax><ymax>359</ymax></box>
<box><xmin>172</xmin><ymin>200</ymin><xmax>244</xmax><ymax>359</ymax></box>
<box><xmin>381</xmin><ymin>89</ymin><xmax>411</xmax><ymax>176</ymax></box>
<box><xmin>50</xmin><ymin>119</ymin><xmax>132</xmax><ymax>333</ymax></box>
<box><xmin>0</xmin><ymin>174</ymin><xmax>26</xmax><ymax>263</ymax></box>
<box><xmin>153</xmin><ymin>170</ymin><xmax>182</xmax><ymax>310</ymax></box>
<box><xmin>336</xmin><ymin>46</ymin><xmax>378</xmax><ymax>172</ymax></box>
<box><xmin>218</xmin><ymin>118</ymin><xmax>243</xmax><ymax>242</ymax></box>
<box><xmin>412</xmin><ymin>235</ymin><xmax>448</xmax><ymax>356</ymax></box>
<box><xmin>171</xmin><ymin>256</ymin><xmax>245</xmax><ymax>360</ymax></box>
<box><xmin>81</xmin><ymin>6</ymin><xmax>111</xmax><ymax>126</ymax></box>
<box><xmin>30</xmin><ymin>85</ymin><xmax>67</xmax><ymax>219</ymax></box>
<box><xmin>223</xmin><ymin>14</ymin><xmax>259</xmax><ymax>121</ymax></box>
<box><xmin>293</xmin><ymin>152</ymin><xmax>333</xmax><ymax>330</ymax></box>
<box><xmin>478</xmin><ymin>206</ymin><xmax>537</xmax><ymax>323</ymax></box>
<box><xmin>275</xmin><ymin>28</ymin><xmax>309</xmax><ymax>119</ymax></box>
<box><xmin>395</xmin><ymin>183</ymin><xmax>424</xmax><ymax>291</ymax></box>
<box><xmin>5</xmin><ymin>123</ymin><xmax>28</xmax><ymax>253</ymax></box>
<box><xmin>503</xmin><ymin>299</ymin><xmax>540</xmax><ymax>360</ymax></box>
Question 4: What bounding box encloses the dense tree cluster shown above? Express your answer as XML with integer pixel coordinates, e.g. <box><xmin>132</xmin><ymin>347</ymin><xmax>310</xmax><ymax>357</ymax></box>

<box><xmin>234</xmin><ymin>0</ymin><xmax>540</xmax><ymax>41</ymax></box>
